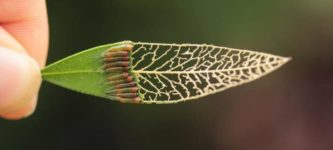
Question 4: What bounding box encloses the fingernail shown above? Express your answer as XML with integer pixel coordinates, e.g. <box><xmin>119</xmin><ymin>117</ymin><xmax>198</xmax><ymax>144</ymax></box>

<box><xmin>0</xmin><ymin>46</ymin><xmax>41</xmax><ymax>117</ymax></box>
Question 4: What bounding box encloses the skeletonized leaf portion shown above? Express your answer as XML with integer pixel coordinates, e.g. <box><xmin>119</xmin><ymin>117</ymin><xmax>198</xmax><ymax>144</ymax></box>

<box><xmin>131</xmin><ymin>42</ymin><xmax>291</xmax><ymax>104</ymax></box>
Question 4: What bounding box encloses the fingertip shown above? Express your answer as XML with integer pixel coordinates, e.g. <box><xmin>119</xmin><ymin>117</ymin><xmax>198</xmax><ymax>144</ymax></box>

<box><xmin>0</xmin><ymin>46</ymin><xmax>41</xmax><ymax>119</ymax></box>
<box><xmin>0</xmin><ymin>95</ymin><xmax>37</xmax><ymax>120</ymax></box>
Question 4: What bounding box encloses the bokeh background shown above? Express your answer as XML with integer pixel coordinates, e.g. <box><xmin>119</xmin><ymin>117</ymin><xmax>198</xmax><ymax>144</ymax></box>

<box><xmin>1</xmin><ymin>0</ymin><xmax>333</xmax><ymax>149</ymax></box>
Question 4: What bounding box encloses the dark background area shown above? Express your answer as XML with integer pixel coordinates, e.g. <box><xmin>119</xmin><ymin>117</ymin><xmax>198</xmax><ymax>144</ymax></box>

<box><xmin>1</xmin><ymin>0</ymin><xmax>333</xmax><ymax>149</ymax></box>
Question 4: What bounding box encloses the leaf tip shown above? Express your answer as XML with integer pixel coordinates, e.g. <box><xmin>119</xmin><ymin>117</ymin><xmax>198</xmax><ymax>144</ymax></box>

<box><xmin>280</xmin><ymin>56</ymin><xmax>292</xmax><ymax>66</ymax></box>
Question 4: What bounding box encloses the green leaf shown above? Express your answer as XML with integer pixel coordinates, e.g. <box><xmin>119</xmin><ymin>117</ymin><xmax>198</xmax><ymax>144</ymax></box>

<box><xmin>42</xmin><ymin>41</ymin><xmax>133</xmax><ymax>101</ymax></box>
<box><xmin>42</xmin><ymin>41</ymin><xmax>291</xmax><ymax>104</ymax></box>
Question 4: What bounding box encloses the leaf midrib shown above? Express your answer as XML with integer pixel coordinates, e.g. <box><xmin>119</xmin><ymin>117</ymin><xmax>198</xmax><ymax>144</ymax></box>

<box><xmin>133</xmin><ymin>63</ymin><xmax>278</xmax><ymax>74</ymax></box>
<box><xmin>42</xmin><ymin>70</ymin><xmax>103</xmax><ymax>76</ymax></box>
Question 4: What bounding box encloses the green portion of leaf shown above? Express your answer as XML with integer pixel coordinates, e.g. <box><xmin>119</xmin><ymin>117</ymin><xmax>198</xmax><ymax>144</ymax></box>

<box><xmin>42</xmin><ymin>41</ymin><xmax>133</xmax><ymax>100</ymax></box>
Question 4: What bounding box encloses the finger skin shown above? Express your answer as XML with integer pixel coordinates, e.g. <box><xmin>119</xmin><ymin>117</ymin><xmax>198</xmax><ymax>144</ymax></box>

<box><xmin>0</xmin><ymin>47</ymin><xmax>41</xmax><ymax>119</ymax></box>
<box><xmin>0</xmin><ymin>0</ymin><xmax>48</xmax><ymax>119</ymax></box>
<box><xmin>1</xmin><ymin>96</ymin><xmax>37</xmax><ymax>120</ymax></box>
<box><xmin>0</xmin><ymin>0</ymin><xmax>49</xmax><ymax>67</ymax></box>
<box><xmin>0</xmin><ymin>27</ymin><xmax>26</xmax><ymax>53</ymax></box>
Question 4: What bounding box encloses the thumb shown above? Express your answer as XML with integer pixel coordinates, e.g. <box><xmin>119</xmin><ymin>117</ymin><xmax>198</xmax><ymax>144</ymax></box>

<box><xmin>0</xmin><ymin>46</ymin><xmax>41</xmax><ymax>120</ymax></box>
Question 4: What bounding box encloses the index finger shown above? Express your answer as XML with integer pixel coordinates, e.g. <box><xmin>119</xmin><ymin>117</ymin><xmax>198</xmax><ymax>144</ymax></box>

<box><xmin>0</xmin><ymin>0</ymin><xmax>49</xmax><ymax>67</ymax></box>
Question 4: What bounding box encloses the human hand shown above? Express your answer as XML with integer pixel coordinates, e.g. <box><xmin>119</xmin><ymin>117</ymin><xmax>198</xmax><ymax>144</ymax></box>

<box><xmin>0</xmin><ymin>0</ymin><xmax>48</xmax><ymax>120</ymax></box>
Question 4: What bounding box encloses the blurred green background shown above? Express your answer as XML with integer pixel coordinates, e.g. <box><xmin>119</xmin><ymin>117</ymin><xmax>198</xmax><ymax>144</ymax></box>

<box><xmin>1</xmin><ymin>0</ymin><xmax>333</xmax><ymax>149</ymax></box>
